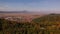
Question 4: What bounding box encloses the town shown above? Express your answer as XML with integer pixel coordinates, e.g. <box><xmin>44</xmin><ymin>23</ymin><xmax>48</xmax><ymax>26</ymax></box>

<box><xmin>0</xmin><ymin>14</ymin><xmax>41</xmax><ymax>22</ymax></box>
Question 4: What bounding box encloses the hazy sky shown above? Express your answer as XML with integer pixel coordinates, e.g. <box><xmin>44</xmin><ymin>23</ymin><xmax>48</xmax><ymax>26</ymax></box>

<box><xmin>0</xmin><ymin>0</ymin><xmax>60</xmax><ymax>13</ymax></box>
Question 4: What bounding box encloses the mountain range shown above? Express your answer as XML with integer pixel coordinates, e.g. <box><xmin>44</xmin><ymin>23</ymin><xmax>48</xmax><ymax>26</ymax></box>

<box><xmin>0</xmin><ymin>11</ymin><xmax>28</xmax><ymax>13</ymax></box>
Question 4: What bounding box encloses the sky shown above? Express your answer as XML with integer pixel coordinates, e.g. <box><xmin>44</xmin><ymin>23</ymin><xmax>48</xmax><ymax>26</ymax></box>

<box><xmin>0</xmin><ymin>0</ymin><xmax>60</xmax><ymax>13</ymax></box>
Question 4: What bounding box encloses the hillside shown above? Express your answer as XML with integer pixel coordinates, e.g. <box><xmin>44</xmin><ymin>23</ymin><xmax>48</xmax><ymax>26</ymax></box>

<box><xmin>32</xmin><ymin>14</ymin><xmax>60</xmax><ymax>34</ymax></box>
<box><xmin>0</xmin><ymin>14</ymin><xmax>60</xmax><ymax>34</ymax></box>
<box><xmin>0</xmin><ymin>18</ymin><xmax>41</xmax><ymax>34</ymax></box>
<box><xmin>32</xmin><ymin>14</ymin><xmax>60</xmax><ymax>23</ymax></box>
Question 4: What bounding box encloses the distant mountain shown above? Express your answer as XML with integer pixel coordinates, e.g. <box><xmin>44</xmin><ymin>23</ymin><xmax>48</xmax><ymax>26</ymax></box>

<box><xmin>0</xmin><ymin>11</ymin><xmax>30</xmax><ymax>13</ymax></box>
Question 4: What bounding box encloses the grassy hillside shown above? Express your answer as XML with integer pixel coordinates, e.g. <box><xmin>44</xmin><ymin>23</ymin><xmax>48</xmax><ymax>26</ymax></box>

<box><xmin>0</xmin><ymin>19</ymin><xmax>40</xmax><ymax>34</ymax></box>
<box><xmin>32</xmin><ymin>14</ymin><xmax>60</xmax><ymax>34</ymax></box>
<box><xmin>0</xmin><ymin>14</ymin><xmax>60</xmax><ymax>34</ymax></box>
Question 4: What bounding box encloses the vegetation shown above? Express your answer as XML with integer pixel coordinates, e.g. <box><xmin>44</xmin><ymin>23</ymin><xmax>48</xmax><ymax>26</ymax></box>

<box><xmin>0</xmin><ymin>19</ymin><xmax>39</xmax><ymax>34</ymax></box>
<box><xmin>0</xmin><ymin>14</ymin><xmax>60</xmax><ymax>34</ymax></box>
<box><xmin>32</xmin><ymin>14</ymin><xmax>60</xmax><ymax>34</ymax></box>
